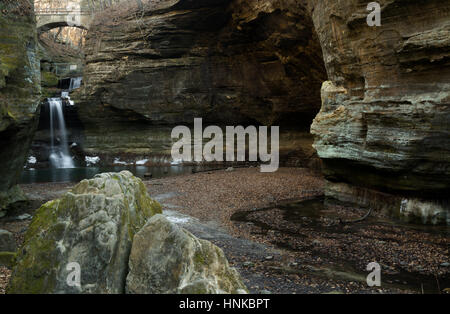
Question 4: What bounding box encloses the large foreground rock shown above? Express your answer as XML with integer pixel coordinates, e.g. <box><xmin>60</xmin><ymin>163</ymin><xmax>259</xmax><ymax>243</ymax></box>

<box><xmin>308</xmin><ymin>1</ymin><xmax>450</xmax><ymax>197</ymax></box>
<box><xmin>126</xmin><ymin>215</ymin><xmax>248</xmax><ymax>294</ymax></box>
<box><xmin>0</xmin><ymin>0</ymin><xmax>41</xmax><ymax>214</ymax></box>
<box><xmin>7</xmin><ymin>171</ymin><xmax>162</xmax><ymax>294</ymax></box>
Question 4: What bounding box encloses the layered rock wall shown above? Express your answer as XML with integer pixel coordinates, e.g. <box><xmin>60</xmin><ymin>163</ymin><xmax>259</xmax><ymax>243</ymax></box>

<box><xmin>76</xmin><ymin>0</ymin><xmax>326</xmax><ymax>161</ymax></box>
<box><xmin>309</xmin><ymin>0</ymin><xmax>450</xmax><ymax>197</ymax></box>
<box><xmin>0</xmin><ymin>0</ymin><xmax>41</xmax><ymax>213</ymax></box>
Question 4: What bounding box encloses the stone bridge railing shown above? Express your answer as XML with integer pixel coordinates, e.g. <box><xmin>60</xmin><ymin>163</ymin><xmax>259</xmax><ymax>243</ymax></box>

<box><xmin>35</xmin><ymin>8</ymin><xmax>94</xmax><ymax>16</ymax></box>
<box><xmin>36</xmin><ymin>7</ymin><xmax>97</xmax><ymax>31</ymax></box>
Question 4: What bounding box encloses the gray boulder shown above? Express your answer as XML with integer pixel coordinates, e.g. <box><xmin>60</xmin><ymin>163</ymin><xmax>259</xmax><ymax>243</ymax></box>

<box><xmin>126</xmin><ymin>214</ymin><xmax>248</xmax><ymax>294</ymax></box>
<box><xmin>7</xmin><ymin>171</ymin><xmax>162</xmax><ymax>294</ymax></box>
<box><xmin>0</xmin><ymin>229</ymin><xmax>16</xmax><ymax>252</ymax></box>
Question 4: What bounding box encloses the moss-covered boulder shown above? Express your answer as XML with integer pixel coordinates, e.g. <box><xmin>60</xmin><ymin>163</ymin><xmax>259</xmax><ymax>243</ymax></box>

<box><xmin>7</xmin><ymin>171</ymin><xmax>162</xmax><ymax>294</ymax></box>
<box><xmin>126</xmin><ymin>214</ymin><xmax>248</xmax><ymax>294</ymax></box>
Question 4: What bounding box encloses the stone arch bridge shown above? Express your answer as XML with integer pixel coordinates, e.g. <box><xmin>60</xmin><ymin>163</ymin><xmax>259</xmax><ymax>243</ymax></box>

<box><xmin>35</xmin><ymin>7</ymin><xmax>96</xmax><ymax>33</ymax></box>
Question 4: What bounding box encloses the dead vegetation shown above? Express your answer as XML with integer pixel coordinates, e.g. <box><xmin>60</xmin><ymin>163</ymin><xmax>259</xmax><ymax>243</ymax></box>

<box><xmin>1</xmin><ymin>0</ymin><xmax>34</xmax><ymax>16</ymax></box>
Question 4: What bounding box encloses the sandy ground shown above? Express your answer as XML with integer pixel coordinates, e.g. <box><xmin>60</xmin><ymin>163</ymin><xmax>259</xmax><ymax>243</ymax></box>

<box><xmin>146</xmin><ymin>167</ymin><xmax>325</xmax><ymax>228</ymax></box>
<box><xmin>145</xmin><ymin>168</ymin><xmax>449</xmax><ymax>294</ymax></box>
<box><xmin>1</xmin><ymin>167</ymin><xmax>449</xmax><ymax>294</ymax></box>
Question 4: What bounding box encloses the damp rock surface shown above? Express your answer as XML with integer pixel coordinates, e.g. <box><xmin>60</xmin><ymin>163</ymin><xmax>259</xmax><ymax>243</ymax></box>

<box><xmin>7</xmin><ymin>171</ymin><xmax>162</xmax><ymax>294</ymax></box>
<box><xmin>0</xmin><ymin>0</ymin><xmax>41</xmax><ymax>212</ymax></box>
<box><xmin>0</xmin><ymin>230</ymin><xmax>16</xmax><ymax>252</ymax></box>
<box><xmin>308</xmin><ymin>0</ymin><xmax>450</xmax><ymax>195</ymax></box>
<box><xmin>126</xmin><ymin>214</ymin><xmax>248</xmax><ymax>294</ymax></box>
<box><xmin>76</xmin><ymin>0</ymin><xmax>326</xmax><ymax>158</ymax></box>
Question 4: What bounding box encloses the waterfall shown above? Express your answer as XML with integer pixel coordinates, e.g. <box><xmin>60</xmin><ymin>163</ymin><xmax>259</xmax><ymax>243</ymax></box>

<box><xmin>69</xmin><ymin>77</ymin><xmax>82</xmax><ymax>91</ymax></box>
<box><xmin>61</xmin><ymin>91</ymin><xmax>75</xmax><ymax>106</ymax></box>
<box><xmin>48</xmin><ymin>98</ymin><xmax>75</xmax><ymax>169</ymax></box>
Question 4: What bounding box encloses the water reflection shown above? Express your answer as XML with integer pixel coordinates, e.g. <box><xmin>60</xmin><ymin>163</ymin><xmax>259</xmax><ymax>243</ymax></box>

<box><xmin>231</xmin><ymin>197</ymin><xmax>449</xmax><ymax>293</ymax></box>
<box><xmin>21</xmin><ymin>166</ymin><xmax>197</xmax><ymax>184</ymax></box>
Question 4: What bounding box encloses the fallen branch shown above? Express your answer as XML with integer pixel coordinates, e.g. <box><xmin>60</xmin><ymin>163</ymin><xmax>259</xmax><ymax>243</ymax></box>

<box><xmin>191</xmin><ymin>165</ymin><xmax>254</xmax><ymax>174</ymax></box>
<box><xmin>339</xmin><ymin>208</ymin><xmax>372</xmax><ymax>224</ymax></box>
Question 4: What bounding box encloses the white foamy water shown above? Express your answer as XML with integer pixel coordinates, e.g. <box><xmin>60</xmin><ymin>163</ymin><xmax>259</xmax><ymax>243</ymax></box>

<box><xmin>27</xmin><ymin>156</ymin><xmax>37</xmax><ymax>164</ymax></box>
<box><xmin>69</xmin><ymin>77</ymin><xmax>82</xmax><ymax>91</ymax></box>
<box><xmin>85</xmin><ymin>156</ymin><xmax>100</xmax><ymax>166</ymax></box>
<box><xmin>48</xmin><ymin>98</ymin><xmax>75</xmax><ymax>169</ymax></box>
<box><xmin>136</xmin><ymin>159</ymin><xmax>149</xmax><ymax>165</ymax></box>
<box><xmin>171</xmin><ymin>158</ymin><xmax>183</xmax><ymax>165</ymax></box>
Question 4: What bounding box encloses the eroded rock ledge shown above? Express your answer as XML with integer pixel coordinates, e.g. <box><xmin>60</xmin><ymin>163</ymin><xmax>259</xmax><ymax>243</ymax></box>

<box><xmin>308</xmin><ymin>0</ymin><xmax>450</xmax><ymax>200</ymax></box>
<box><xmin>76</xmin><ymin>0</ymin><xmax>326</xmax><ymax>159</ymax></box>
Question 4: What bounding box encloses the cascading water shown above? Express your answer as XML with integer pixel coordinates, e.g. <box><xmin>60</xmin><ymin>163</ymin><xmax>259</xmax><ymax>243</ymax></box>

<box><xmin>69</xmin><ymin>77</ymin><xmax>82</xmax><ymax>91</ymax></box>
<box><xmin>61</xmin><ymin>77</ymin><xmax>82</xmax><ymax>106</ymax></box>
<box><xmin>48</xmin><ymin>98</ymin><xmax>75</xmax><ymax>169</ymax></box>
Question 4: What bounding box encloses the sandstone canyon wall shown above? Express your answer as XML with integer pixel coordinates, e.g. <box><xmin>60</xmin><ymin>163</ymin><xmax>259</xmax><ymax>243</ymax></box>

<box><xmin>76</xmin><ymin>0</ymin><xmax>450</xmax><ymax>223</ymax></box>
<box><xmin>0</xmin><ymin>0</ymin><xmax>41</xmax><ymax>214</ymax></box>
<box><xmin>308</xmin><ymin>0</ymin><xmax>450</xmax><ymax>223</ymax></box>
<box><xmin>76</xmin><ymin>0</ymin><xmax>326</xmax><ymax>164</ymax></box>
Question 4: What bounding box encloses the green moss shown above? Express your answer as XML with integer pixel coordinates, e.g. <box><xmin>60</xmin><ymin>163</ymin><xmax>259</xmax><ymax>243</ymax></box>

<box><xmin>41</xmin><ymin>71</ymin><xmax>59</xmax><ymax>88</ymax></box>
<box><xmin>0</xmin><ymin>252</ymin><xmax>16</xmax><ymax>268</ymax></box>
<box><xmin>194</xmin><ymin>250</ymin><xmax>206</xmax><ymax>266</ymax></box>
<box><xmin>126</xmin><ymin>178</ymin><xmax>162</xmax><ymax>240</ymax></box>
<box><xmin>41</xmin><ymin>87</ymin><xmax>58</xmax><ymax>98</ymax></box>
<box><xmin>7</xmin><ymin>172</ymin><xmax>163</xmax><ymax>294</ymax></box>
<box><xmin>180</xmin><ymin>281</ymin><xmax>209</xmax><ymax>294</ymax></box>
<box><xmin>24</xmin><ymin>200</ymin><xmax>60</xmax><ymax>243</ymax></box>
<box><xmin>7</xmin><ymin>198</ymin><xmax>63</xmax><ymax>294</ymax></box>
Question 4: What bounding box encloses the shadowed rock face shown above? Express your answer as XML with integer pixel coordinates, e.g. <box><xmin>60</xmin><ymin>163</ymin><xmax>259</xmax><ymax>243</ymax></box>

<box><xmin>0</xmin><ymin>0</ymin><xmax>41</xmax><ymax>213</ymax></box>
<box><xmin>308</xmin><ymin>0</ymin><xmax>450</xmax><ymax>197</ymax></box>
<box><xmin>76</xmin><ymin>0</ymin><xmax>326</xmax><ymax>156</ymax></box>
<box><xmin>0</xmin><ymin>229</ymin><xmax>16</xmax><ymax>252</ymax></box>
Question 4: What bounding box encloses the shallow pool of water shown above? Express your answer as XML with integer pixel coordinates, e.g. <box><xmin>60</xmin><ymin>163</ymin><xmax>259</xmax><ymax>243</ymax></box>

<box><xmin>21</xmin><ymin>165</ymin><xmax>199</xmax><ymax>184</ymax></box>
<box><xmin>231</xmin><ymin>197</ymin><xmax>450</xmax><ymax>293</ymax></box>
